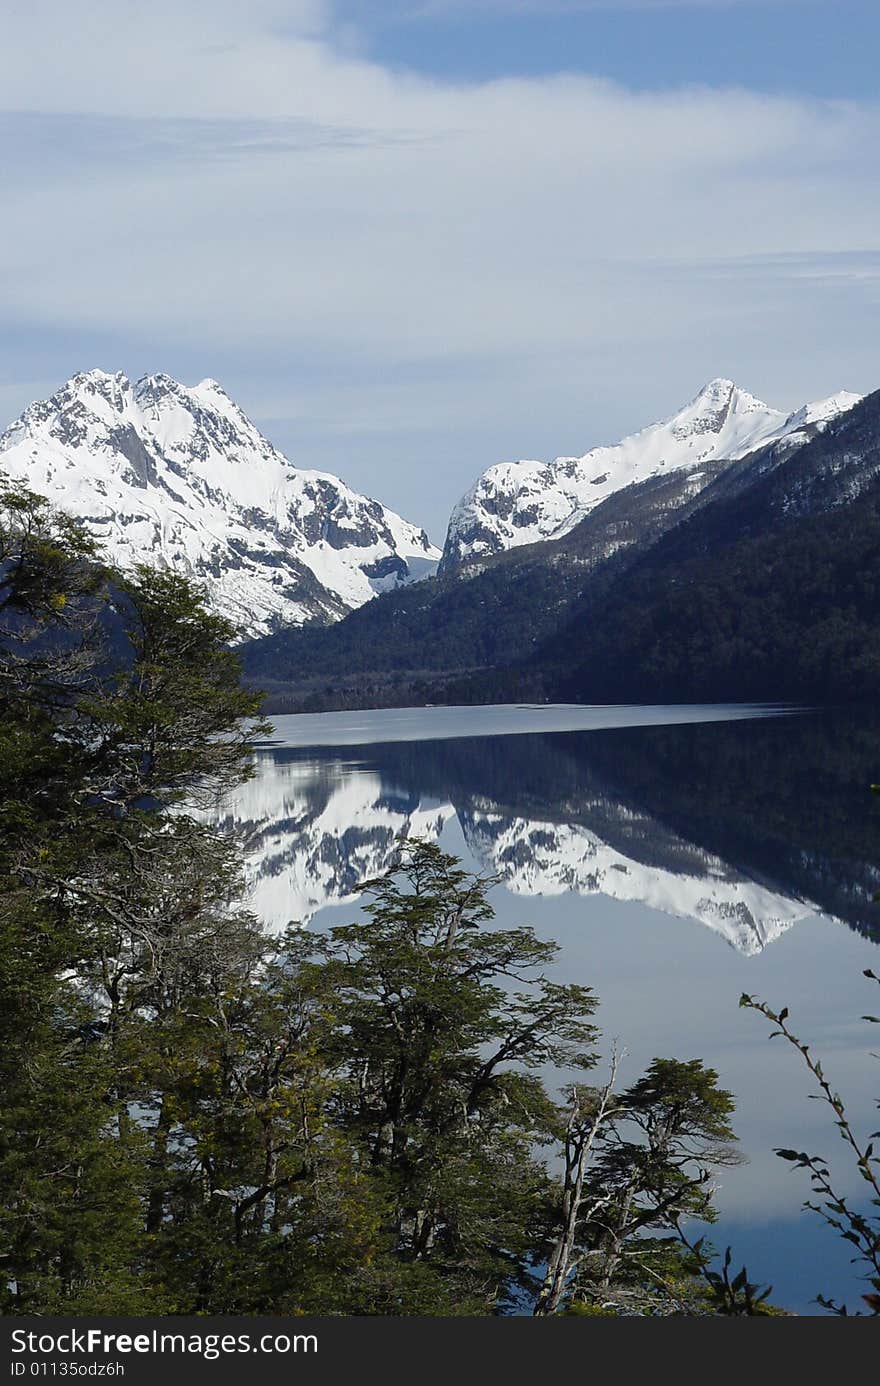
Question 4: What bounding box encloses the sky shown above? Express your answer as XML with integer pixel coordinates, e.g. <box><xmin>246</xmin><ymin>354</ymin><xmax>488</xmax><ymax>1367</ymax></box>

<box><xmin>1</xmin><ymin>0</ymin><xmax>879</xmax><ymax>541</ymax></box>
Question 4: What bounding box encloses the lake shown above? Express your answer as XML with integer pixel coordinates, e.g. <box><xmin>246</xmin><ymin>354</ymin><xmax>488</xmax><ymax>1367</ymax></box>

<box><xmin>213</xmin><ymin>703</ymin><xmax>880</xmax><ymax>1315</ymax></box>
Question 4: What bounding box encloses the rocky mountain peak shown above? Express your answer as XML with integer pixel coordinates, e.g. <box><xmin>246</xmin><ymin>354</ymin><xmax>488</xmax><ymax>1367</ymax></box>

<box><xmin>674</xmin><ymin>378</ymin><xmax>768</xmax><ymax>436</ymax></box>
<box><xmin>0</xmin><ymin>369</ymin><xmax>440</xmax><ymax>639</ymax></box>
<box><xmin>441</xmin><ymin>379</ymin><xmax>862</xmax><ymax>569</ymax></box>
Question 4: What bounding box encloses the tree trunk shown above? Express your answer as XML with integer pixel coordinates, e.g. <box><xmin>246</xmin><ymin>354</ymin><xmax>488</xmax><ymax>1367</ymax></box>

<box><xmin>534</xmin><ymin>1060</ymin><xmax>618</xmax><ymax>1316</ymax></box>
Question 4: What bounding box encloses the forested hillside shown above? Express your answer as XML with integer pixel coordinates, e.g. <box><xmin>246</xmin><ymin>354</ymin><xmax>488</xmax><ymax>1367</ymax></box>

<box><xmin>243</xmin><ymin>390</ymin><xmax>880</xmax><ymax>711</ymax></box>
<box><xmin>239</xmin><ymin>459</ymin><xmax>743</xmax><ymax>708</ymax></box>
<box><xmin>545</xmin><ymin>479</ymin><xmax>880</xmax><ymax>704</ymax></box>
<box><xmin>543</xmin><ymin>392</ymin><xmax>880</xmax><ymax>703</ymax></box>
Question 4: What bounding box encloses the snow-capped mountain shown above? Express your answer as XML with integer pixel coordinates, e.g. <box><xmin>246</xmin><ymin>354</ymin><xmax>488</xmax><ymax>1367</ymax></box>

<box><xmin>0</xmin><ymin>369</ymin><xmax>440</xmax><ymax>638</ymax></box>
<box><xmin>210</xmin><ymin>750</ymin><xmax>824</xmax><ymax>955</ymax></box>
<box><xmin>441</xmin><ymin>379</ymin><xmax>862</xmax><ymax>569</ymax></box>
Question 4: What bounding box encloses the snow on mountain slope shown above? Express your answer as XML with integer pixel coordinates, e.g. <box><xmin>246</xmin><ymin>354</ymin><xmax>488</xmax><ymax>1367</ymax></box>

<box><xmin>0</xmin><ymin>369</ymin><xmax>440</xmax><ymax>638</ymax></box>
<box><xmin>770</xmin><ymin>389</ymin><xmax>864</xmax><ymax>453</ymax></box>
<box><xmin>441</xmin><ymin>379</ymin><xmax>862</xmax><ymax>569</ymax></box>
<box><xmin>210</xmin><ymin>752</ymin><xmax>825</xmax><ymax>954</ymax></box>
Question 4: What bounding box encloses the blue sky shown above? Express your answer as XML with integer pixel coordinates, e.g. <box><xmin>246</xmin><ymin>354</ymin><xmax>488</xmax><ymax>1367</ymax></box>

<box><xmin>1</xmin><ymin>1</ymin><xmax>878</xmax><ymax>539</ymax></box>
<box><xmin>342</xmin><ymin>1</ymin><xmax>880</xmax><ymax>97</ymax></box>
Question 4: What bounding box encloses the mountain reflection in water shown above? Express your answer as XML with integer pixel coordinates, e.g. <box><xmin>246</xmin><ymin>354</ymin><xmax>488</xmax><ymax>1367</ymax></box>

<box><xmin>213</xmin><ymin>707</ymin><xmax>880</xmax><ymax>956</ymax></box>
<box><xmin>208</xmin><ymin>704</ymin><xmax>880</xmax><ymax>1312</ymax></box>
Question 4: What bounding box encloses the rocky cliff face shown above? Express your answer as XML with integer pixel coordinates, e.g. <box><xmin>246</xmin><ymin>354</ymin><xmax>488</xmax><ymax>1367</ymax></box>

<box><xmin>0</xmin><ymin>369</ymin><xmax>439</xmax><ymax>638</ymax></box>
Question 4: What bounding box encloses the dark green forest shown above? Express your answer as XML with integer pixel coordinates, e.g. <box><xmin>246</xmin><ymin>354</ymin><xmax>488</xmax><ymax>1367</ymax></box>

<box><xmin>545</xmin><ymin>481</ymin><xmax>880</xmax><ymax>705</ymax></box>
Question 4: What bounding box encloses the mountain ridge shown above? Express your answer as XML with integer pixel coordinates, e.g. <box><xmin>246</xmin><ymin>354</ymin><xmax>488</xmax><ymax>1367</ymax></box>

<box><xmin>0</xmin><ymin>368</ymin><xmax>440</xmax><ymax>640</ymax></box>
<box><xmin>240</xmin><ymin>384</ymin><xmax>880</xmax><ymax>712</ymax></box>
<box><xmin>440</xmin><ymin>378</ymin><xmax>862</xmax><ymax>570</ymax></box>
<box><xmin>5</xmin><ymin>366</ymin><xmax>873</xmax><ymax>703</ymax></box>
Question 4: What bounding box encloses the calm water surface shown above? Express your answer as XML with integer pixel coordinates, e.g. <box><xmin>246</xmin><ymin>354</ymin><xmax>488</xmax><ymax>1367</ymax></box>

<box><xmin>214</xmin><ymin>703</ymin><xmax>880</xmax><ymax>1314</ymax></box>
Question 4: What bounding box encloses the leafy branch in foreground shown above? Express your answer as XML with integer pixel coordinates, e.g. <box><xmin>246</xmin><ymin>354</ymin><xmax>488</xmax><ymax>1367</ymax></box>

<box><xmin>740</xmin><ymin>975</ymin><xmax>880</xmax><ymax>1315</ymax></box>
<box><xmin>675</xmin><ymin>1235</ymin><xmax>775</xmax><ymax>1317</ymax></box>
